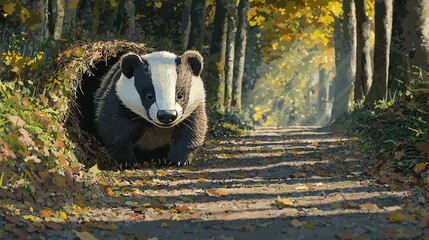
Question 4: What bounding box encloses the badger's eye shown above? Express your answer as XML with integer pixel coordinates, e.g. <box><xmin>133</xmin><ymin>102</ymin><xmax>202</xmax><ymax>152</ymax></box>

<box><xmin>145</xmin><ymin>92</ymin><xmax>154</xmax><ymax>101</ymax></box>
<box><xmin>177</xmin><ymin>91</ymin><xmax>184</xmax><ymax>100</ymax></box>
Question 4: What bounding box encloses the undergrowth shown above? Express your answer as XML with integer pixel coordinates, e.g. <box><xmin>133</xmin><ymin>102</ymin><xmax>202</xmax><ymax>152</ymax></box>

<box><xmin>208</xmin><ymin>111</ymin><xmax>254</xmax><ymax>138</ymax></box>
<box><xmin>336</xmin><ymin>96</ymin><xmax>429</xmax><ymax>183</ymax></box>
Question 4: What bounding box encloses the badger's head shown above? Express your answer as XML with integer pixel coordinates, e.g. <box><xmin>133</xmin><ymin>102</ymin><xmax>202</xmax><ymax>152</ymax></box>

<box><xmin>115</xmin><ymin>51</ymin><xmax>205</xmax><ymax>128</ymax></box>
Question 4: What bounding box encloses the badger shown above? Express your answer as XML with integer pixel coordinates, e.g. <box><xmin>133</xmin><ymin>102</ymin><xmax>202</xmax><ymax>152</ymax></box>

<box><xmin>94</xmin><ymin>50</ymin><xmax>207</xmax><ymax>168</ymax></box>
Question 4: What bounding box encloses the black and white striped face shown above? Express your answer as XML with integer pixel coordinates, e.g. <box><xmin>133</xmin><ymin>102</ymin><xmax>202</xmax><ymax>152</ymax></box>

<box><xmin>115</xmin><ymin>51</ymin><xmax>205</xmax><ymax>128</ymax></box>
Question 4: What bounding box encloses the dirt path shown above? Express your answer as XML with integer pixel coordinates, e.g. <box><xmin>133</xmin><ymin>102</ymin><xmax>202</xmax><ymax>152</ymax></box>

<box><xmin>7</xmin><ymin>127</ymin><xmax>427</xmax><ymax>239</ymax></box>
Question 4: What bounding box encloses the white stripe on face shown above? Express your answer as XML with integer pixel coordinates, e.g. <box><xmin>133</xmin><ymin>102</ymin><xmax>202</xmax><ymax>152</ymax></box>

<box><xmin>182</xmin><ymin>76</ymin><xmax>205</xmax><ymax>119</ymax></box>
<box><xmin>143</xmin><ymin>52</ymin><xmax>178</xmax><ymax>111</ymax></box>
<box><xmin>115</xmin><ymin>74</ymin><xmax>150</xmax><ymax>120</ymax></box>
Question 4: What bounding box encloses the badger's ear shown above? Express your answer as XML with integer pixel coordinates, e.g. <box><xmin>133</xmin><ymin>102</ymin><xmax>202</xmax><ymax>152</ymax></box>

<box><xmin>120</xmin><ymin>53</ymin><xmax>142</xmax><ymax>79</ymax></box>
<box><xmin>180</xmin><ymin>51</ymin><xmax>204</xmax><ymax>77</ymax></box>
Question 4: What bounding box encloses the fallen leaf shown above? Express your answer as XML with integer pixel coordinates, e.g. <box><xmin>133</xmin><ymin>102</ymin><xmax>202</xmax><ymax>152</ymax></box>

<box><xmin>414</xmin><ymin>163</ymin><xmax>427</xmax><ymax>174</ymax></box>
<box><xmin>52</xmin><ymin>175</ymin><xmax>67</xmax><ymax>187</ymax></box>
<box><xmin>302</xmin><ymin>222</ymin><xmax>314</xmax><ymax>229</ymax></box>
<box><xmin>394</xmin><ymin>151</ymin><xmax>406</xmax><ymax>160</ymax></box>
<box><xmin>389</xmin><ymin>210</ymin><xmax>415</xmax><ymax>223</ymax></box>
<box><xmin>291</xmin><ymin>219</ymin><xmax>301</xmax><ymax>227</ymax></box>
<box><xmin>106</xmin><ymin>188</ymin><xmax>113</xmax><ymax>196</ymax></box>
<box><xmin>197</xmin><ymin>177</ymin><xmax>207</xmax><ymax>182</ymax></box>
<box><xmin>206</xmin><ymin>188</ymin><xmax>228</xmax><ymax>197</ymax></box>
<box><xmin>294</xmin><ymin>185</ymin><xmax>310</xmax><ymax>191</ymax></box>
<box><xmin>359</xmin><ymin>203</ymin><xmax>379</xmax><ymax>212</ymax></box>
<box><xmin>161</xmin><ymin>222</ymin><xmax>168</xmax><ymax>228</ymax></box>
<box><xmin>276</xmin><ymin>195</ymin><xmax>293</xmax><ymax>208</ymax></box>
<box><xmin>73</xmin><ymin>230</ymin><xmax>98</xmax><ymax>240</ymax></box>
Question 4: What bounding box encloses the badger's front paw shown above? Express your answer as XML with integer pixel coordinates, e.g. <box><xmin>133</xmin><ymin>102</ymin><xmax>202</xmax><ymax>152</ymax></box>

<box><xmin>119</xmin><ymin>161</ymin><xmax>141</xmax><ymax>170</ymax></box>
<box><xmin>166</xmin><ymin>151</ymin><xmax>194</xmax><ymax>167</ymax></box>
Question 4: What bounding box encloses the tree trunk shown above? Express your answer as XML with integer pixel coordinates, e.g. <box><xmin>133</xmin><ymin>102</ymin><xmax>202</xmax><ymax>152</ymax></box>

<box><xmin>389</xmin><ymin>0</ymin><xmax>410</xmax><ymax>92</ymax></box>
<box><xmin>123</xmin><ymin>0</ymin><xmax>135</xmax><ymax>39</ymax></box>
<box><xmin>187</xmin><ymin>0</ymin><xmax>207</xmax><ymax>52</ymax></box>
<box><xmin>92</xmin><ymin>0</ymin><xmax>102</xmax><ymax>34</ymax></box>
<box><xmin>331</xmin><ymin>0</ymin><xmax>357</xmax><ymax>121</ymax></box>
<box><xmin>62</xmin><ymin>0</ymin><xmax>79</xmax><ymax>36</ymax></box>
<box><xmin>366</xmin><ymin>0</ymin><xmax>393</xmax><ymax>105</ymax></box>
<box><xmin>318</xmin><ymin>66</ymin><xmax>329</xmax><ymax>121</ymax></box>
<box><xmin>207</xmin><ymin>0</ymin><xmax>227</xmax><ymax>114</ymax></box>
<box><xmin>355</xmin><ymin>0</ymin><xmax>373</xmax><ymax>101</ymax></box>
<box><xmin>54</xmin><ymin>0</ymin><xmax>65</xmax><ymax>39</ymax></box>
<box><xmin>182</xmin><ymin>0</ymin><xmax>192</xmax><ymax>51</ymax></box>
<box><xmin>76</xmin><ymin>0</ymin><xmax>92</xmax><ymax>32</ymax></box>
<box><xmin>232</xmin><ymin>0</ymin><xmax>249</xmax><ymax>111</ymax></box>
<box><xmin>224</xmin><ymin>2</ymin><xmax>236</xmax><ymax>111</ymax></box>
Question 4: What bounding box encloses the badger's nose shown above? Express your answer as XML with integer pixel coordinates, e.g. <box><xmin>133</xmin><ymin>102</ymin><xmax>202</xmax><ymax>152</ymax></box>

<box><xmin>157</xmin><ymin>110</ymin><xmax>177</xmax><ymax>124</ymax></box>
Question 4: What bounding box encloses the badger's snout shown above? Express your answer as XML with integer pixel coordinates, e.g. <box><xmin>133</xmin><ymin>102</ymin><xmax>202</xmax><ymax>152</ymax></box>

<box><xmin>157</xmin><ymin>110</ymin><xmax>178</xmax><ymax>124</ymax></box>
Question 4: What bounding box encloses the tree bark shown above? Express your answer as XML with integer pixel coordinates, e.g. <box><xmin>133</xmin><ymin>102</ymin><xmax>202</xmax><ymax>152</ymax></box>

<box><xmin>389</xmin><ymin>0</ymin><xmax>410</xmax><ymax>92</ymax></box>
<box><xmin>331</xmin><ymin>1</ymin><xmax>356</xmax><ymax>121</ymax></box>
<box><xmin>232</xmin><ymin>0</ymin><xmax>249</xmax><ymax>111</ymax></box>
<box><xmin>366</xmin><ymin>0</ymin><xmax>393</xmax><ymax>105</ymax></box>
<box><xmin>123</xmin><ymin>0</ymin><xmax>135</xmax><ymax>39</ymax></box>
<box><xmin>318</xmin><ymin>66</ymin><xmax>329</xmax><ymax>120</ymax></box>
<box><xmin>182</xmin><ymin>0</ymin><xmax>192</xmax><ymax>51</ymax></box>
<box><xmin>355</xmin><ymin>0</ymin><xmax>373</xmax><ymax>101</ymax></box>
<box><xmin>54</xmin><ymin>0</ymin><xmax>65</xmax><ymax>39</ymax></box>
<box><xmin>224</xmin><ymin>2</ymin><xmax>236</xmax><ymax>111</ymax></box>
<box><xmin>187</xmin><ymin>0</ymin><xmax>207</xmax><ymax>52</ymax></box>
<box><xmin>62</xmin><ymin>0</ymin><xmax>79</xmax><ymax>36</ymax></box>
<box><xmin>207</xmin><ymin>0</ymin><xmax>227</xmax><ymax>114</ymax></box>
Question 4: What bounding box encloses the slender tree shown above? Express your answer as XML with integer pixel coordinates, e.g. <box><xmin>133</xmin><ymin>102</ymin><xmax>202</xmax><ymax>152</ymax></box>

<box><xmin>389</xmin><ymin>0</ymin><xmax>409</xmax><ymax>92</ymax></box>
<box><xmin>62</xmin><ymin>0</ymin><xmax>79</xmax><ymax>36</ymax></box>
<box><xmin>54</xmin><ymin>0</ymin><xmax>65</xmax><ymax>39</ymax></box>
<box><xmin>207</xmin><ymin>0</ymin><xmax>227</xmax><ymax>114</ymax></box>
<box><xmin>366</xmin><ymin>0</ymin><xmax>393</xmax><ymax>105</ymax></box>
<box><xmin>224</xmin><ymin>1</ymin><xmax>236</xmax><ymax>111</ymax></box>
<box><xmin>181</xmin><ymin>0</ymin><xmax>192</xmax><ymax>51</ymax></box>
<box><xmin>355</xmin><ymin>0</ymin><xmax>372</xmax><ymax>101</ymax></box>
<box><xmin>331</xmin><ymin>0</ymin><xmax>357</xmax><ymax>121</ymax></box>
<box><xmin>318</xmin><ymin>66</ymin><xmax>329</xmax><ymax>121</ymax></box>
<box><xmin>232</xmin><ymin>0</ymin><xmax>249</xmax><ymax>111</ymax></box>
<box><xmin>187</xmin><ymin>0</ymin><xmax>207</xmax><ymax>52</ymax></box>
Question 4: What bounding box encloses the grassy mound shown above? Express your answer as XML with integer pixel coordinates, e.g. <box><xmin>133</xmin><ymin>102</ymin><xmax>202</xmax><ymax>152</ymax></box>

<box><xmin>0</xmin><ymin>40</ymin><xmax>148</xmax><ymax>212</ymax></box>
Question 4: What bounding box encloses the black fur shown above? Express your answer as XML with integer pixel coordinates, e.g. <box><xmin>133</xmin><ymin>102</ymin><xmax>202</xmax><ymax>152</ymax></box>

<box><xmin>94</xmin><ymin>52</ymin><xmax>207</xmax><ymax>168</ymax></box>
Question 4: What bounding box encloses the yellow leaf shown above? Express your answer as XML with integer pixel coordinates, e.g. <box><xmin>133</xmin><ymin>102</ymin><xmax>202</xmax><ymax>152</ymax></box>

<box><xmin>303</xmin><ymin>222</ymin><xmax>314</xmax><ymax>229</ymax></box>
<box><xmin>68</xmin><ymin>0</ymin><xmax>79</xmax><ymax>9</ymax></box>
<box><xmin>171</xmin><ymin>214</ymin><xmax>181</xmax><ymax>221</ymax></box>
<box><xmin>20</xmin><ymin>7</ymin><xmax>30</xmax><ymax>23</ymax></box>
<box><xmin>161</xmin><ymin>222</ymin><xmax>168</xmax><ymax>228</ymax></box>
<box><xmin>3</xmin><ymin>2</ymin><xmax>16</xmax><ymax>15</ymax></box>
<box><xmin>276</xmin><ymin>195</ymin><xmax>293</xmax><ymax>207</ymax></box>
<box><xmin>106</xmin><ymin>188</ymin><xmax>113</xmax><ymax>196</ymax></box>
<box><xmin>154</xmin><ymin>1</ymin><xmax>163</xmax><ymax>8</ymax></box>
<box><xmin>58</xmin><ymin>211</ymin><xmax>67</xmax><ymax>222</ymax></box>
<box><xmin>110</xmin><ymin>0</ymin><xmax>119</xmax><ymax>8</ymax></box>
<box><xmin>205</xmin><ymin>188</ymin><xmax>228</xmax><ymax>197</ymax></box>
<box><xmin>23</xmin><ymin>215</ymin><xmax>36</xmax><ymax>221</ymax></box>
<box><xmin>294</xmin><ymin>185</ymin><xmax>310</xmax><ymax>191</ymax></box>
<box><xmin>197</xmin><ymin>177</ymin><xmax>207</xmax><ymax>182</ymax></box>
<box><xmin>414</xmin><ymin>163</ymin><xmax>427</xmax><ymax>174</ymax></box>
<box><xmin>156</xmin><ymin>171</ymin><xmax>165</xmax><ymax>177</ymax></box>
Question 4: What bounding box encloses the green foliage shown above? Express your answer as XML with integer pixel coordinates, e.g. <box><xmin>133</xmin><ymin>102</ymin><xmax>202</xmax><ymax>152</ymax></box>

<box><xmin>209</xmin><ymin>111</ymin><xmax>254</xmax><ymax>137</ymax></box>
<box><xmin>336</xmin><ymin>97</ymin><xmax>429</xmax><ymax>180</ymax></box>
